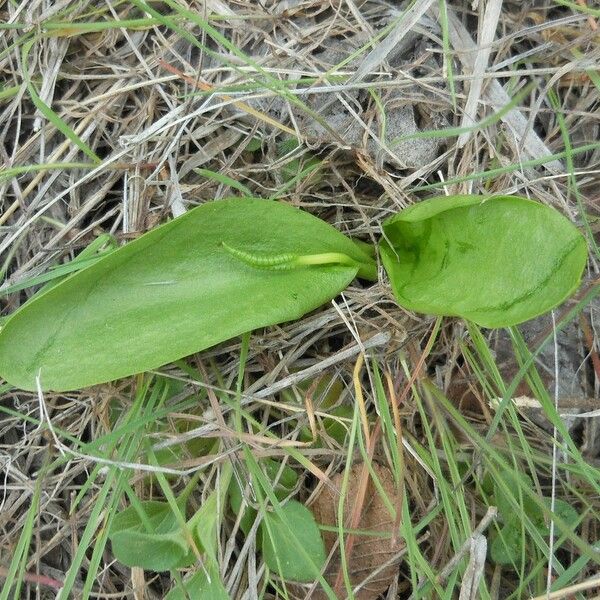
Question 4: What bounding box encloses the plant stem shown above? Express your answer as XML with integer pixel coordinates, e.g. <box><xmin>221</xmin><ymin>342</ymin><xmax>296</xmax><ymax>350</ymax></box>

<box><xmin>294</xmin><ymin>251</ymin><xmax>378</xmax><ymax>280</ymax></box>
<box><xmin>295</xmin><ymin>251</ymin><xmax>378</xmax><ymax>281</ymax></box>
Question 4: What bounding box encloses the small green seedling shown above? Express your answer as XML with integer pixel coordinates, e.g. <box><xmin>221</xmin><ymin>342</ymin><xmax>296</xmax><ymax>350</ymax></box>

<box><xmin>261</xmin><ymin>499</ymin><xmax>327</xmax><ymax>582</ymax></box>
<box><xmin>489</xmin><ymin>469</ymin><xmax>580</xmax><ymax>566</ymax></box>
<box><xmin>0</xmin><ymin>194</ymin><xmax>587</xmax><ymax>391</ymax></box>
<box><xmin>108</xmin><ymin>455</ymin><xmax>327</xmax><ymax>588</ymax></box>
<box><xmin>229</xmin><ymin>457</ymin><xmax>298</xmax><ymax>535</ymax></box>
<box><xmin>109</xmin><ymin>499</ymin><xmax>194</xmax><ymax>571</ymax></box>
<box><xmin>228</xmin><ymin>457</ymin><xmax>328</xmax><ymax>581</ymax></box>
<box><xmin>164</xmin><ymin>568</ymin><xmax>229</xmax><ymax>600</ymax></box>
<box><xmin>228</xmin><ymin>457</ymin><xmax>327</xmax><ymax>582</ymax></box>
<box><xmin>276</xmin><ymin>136</ymin><xmax>322</xmax><ymax>184</ymax></box>
<box><xmin>108</xmin><ymin>464</ymin><xmax>230</xmax><ymax>569</ymax></box>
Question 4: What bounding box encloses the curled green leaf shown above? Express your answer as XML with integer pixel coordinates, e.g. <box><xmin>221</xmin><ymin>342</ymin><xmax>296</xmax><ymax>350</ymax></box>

<box><xmin>380</xmin><ymin>194</ymin><xmax>587</xmax><ymax>327</ymax></box>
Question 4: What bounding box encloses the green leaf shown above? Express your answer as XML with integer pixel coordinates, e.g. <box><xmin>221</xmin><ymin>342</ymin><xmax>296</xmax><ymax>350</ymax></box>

<box><xmin>321</xmin><ymin>405</ymin><xmax>353</xmax><ymax>444</ymax></box>
<box><xmin>380</xmin><ymin>195</ymin><xmax>587</xmax><ymax>328</ymax></box>
<box><xmin>164</xmin><ymin>568</ymin><xmax>230</xmax><ymax>600</ymax></box>
<box><xmin>493</xmin><ymin>470</ymin><xmax>542</xmax><ymax>525</ymax></box>
<box><xmin>0</xmin><ymin>198</ymin><xmax>376</xmax><ymax>391</ymax></box>
<box><xmin>300</xmin><ymin>405</ymin><xmax>353</xmax><ymax>445</ymax></box>
<box><xmin>191</xmin><ymin>467</ymin><xmax>231</xmax><ymax>564</ymax></box>
<box><xmin>194</xmin><ymin>168</ymin><xmax>252</xmax><ymax>196</ymax></box>
<box><xmin>229</xmin><ymin>459</ymin><xmax>298</xmax><ymax>536</ymax></box>
<box><xmin>262</xmin><ymin>457</ymin><xmax>298</xmax><ymax>493</ymax></box>
<box><xmin>245</xmin><ymin>137</ymin><xmax>262</xmax><ymax>152</ymax></box>
<box><xmin>108</xmin><ymin>501</ymin><xmax>190</xmax><ymax>571</ymax></box>
<box><xmin>276</xmin><ymin>138</ymin><xmax>321</xmax><ymax>182</ymax></box>
<box><xmin>490</xmin><ymin>524</ymin><xmax>522</xmax><ymax>565</ymax></box>
<box><xmin>261</xmin><ymin>500</ymin><xmax>326</xmax><ymax>582</ymax></box>
<box><xmin>228</xmin><ymin>479</ymin><xmax>257</xmax><ymax>537</ymax></box>
<box><xmin>547</xmin><ymin>498</ymin><xmax>579</xmax><ymax>529</ymax></box>
<box><xmin>109</xmin><ymin>464</ymin><xmax>231</xmax><ymax>572</ymax></box>
<box><xmin>536</xmin><ymin>498</ymin><xmax>580</xmax><ymax>536</ymax></box>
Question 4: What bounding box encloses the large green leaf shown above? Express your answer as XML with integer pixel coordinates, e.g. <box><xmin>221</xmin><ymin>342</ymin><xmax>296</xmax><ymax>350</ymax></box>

<box><xmin>380</xmin><ymin>195</ymin><xmax>587</xmax><ymax>327</ymax></box>
<box><xmin>0</xmin><ymin>198</ymin><xmax>375</xmax><ymax>391</ymax></box>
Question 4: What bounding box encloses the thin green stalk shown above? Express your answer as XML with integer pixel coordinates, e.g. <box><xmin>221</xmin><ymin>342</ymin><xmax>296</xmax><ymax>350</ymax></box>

<box><xmin>410</xmin><ymin>141</ymin><xmax>600</xmax><ymax>192</ymax></box>
<box><xmin>548</xmin><ymin>87</ymin><xmax>600</xmax><ymax>260</ymax></box>
<box><xmin>21</xmin><ymin>40</ymin><xmax>101</xmax><ymax>163</ymax></box>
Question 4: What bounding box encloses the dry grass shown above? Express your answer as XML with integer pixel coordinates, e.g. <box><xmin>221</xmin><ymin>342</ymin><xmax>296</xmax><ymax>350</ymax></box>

<box><xmin>1</xmin><ymin>0</ymin><xmax>599</xmax><ymax>598</ymax></box>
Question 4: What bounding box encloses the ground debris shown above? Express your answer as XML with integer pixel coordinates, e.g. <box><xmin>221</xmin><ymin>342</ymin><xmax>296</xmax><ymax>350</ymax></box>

<box><xmin>303</xmin><ymin>462</ymin><xmax>404</xmax><ymax>599</ymax></box>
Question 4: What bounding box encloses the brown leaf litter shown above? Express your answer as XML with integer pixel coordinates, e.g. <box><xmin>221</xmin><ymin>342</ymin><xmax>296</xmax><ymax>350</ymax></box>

<box><xmin>304</xmin><ymin>462</ymin><xmax>404</xmax><ymax>600</ymax></box>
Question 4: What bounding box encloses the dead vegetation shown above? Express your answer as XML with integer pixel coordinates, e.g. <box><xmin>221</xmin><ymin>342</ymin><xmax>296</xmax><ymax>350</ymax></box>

<box><xmin>0</xmin><ymin>0</ymin><xmax>599</xmax><ymax>598</ymax></box>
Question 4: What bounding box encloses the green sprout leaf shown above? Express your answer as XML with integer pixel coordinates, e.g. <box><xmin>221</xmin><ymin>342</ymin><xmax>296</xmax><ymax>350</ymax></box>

<box><xmin>261</xmin><ymin>500</ymin><xmax>326</xmax><ymax>582</ymax></box>
<box><xmin>193</xmin><ymin>485</ymin><xmax>227</xmax><ymax>564</ymax></box>
<box><xmin>545</xmin><ymin>498</ymin><xmax>579</xmax><ymax>529</ymax></box>
<box><xmin>108</xmin><ymin>501</ymin><xmax>191</xmax><ymax>571</ymax></box>
<box><xmin>0</xmin><ymin>198</ymin><xmax>376</xmax><ymax>391</ymax></box>
<box><xmin>164</xmin><ymin>568</ymin><xmax>229</xmax><ymax>600</ymax></box>
<box><xmin>276</xmin><ymin>137</ymin><xmax>321</xmax><ymax>183</ymax></box>
<box><xmin>536</xmin><ymin>498</ymin><xmax>580</xmax><ymax>536</ymax></box>
<box><xmin>229</xmin><ymin>458</ymin><xmax>298</xmax><ymax>536</ymax></box>
<box><xmin>493</xmin><ymin>470</ymin><xmax>541</xmax><ymax>526</ymax></box>
<box><xmin>380</xmin><ymin>194</ymin><xmax>587</xmax><ymax>328</ymax></box>
<box><xmin>490</xmin><ymin>523</ymin><xmax>522</xmax><ymax>566</ymax></box>
<box><xmin>109</xmin><ymin>465</ymin><xmax>231</xmax><ymax>572</ymax></box>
